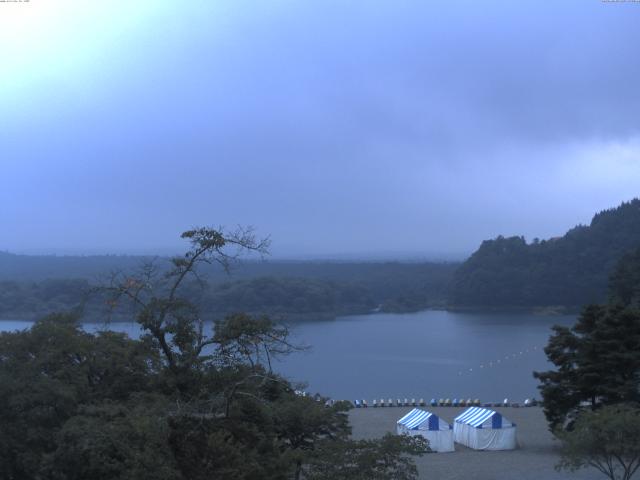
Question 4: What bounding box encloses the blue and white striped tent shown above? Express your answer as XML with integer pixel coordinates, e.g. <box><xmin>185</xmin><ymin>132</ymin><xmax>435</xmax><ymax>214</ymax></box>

<box><xmin>453</xmin><ymin>407</ymin><xmax>517</xmax><ymax>450</ymax></box>
<box><xmin>396</xmin><ymin>408</ymin><xmax>454</xmax><ymax>452</ymax></box>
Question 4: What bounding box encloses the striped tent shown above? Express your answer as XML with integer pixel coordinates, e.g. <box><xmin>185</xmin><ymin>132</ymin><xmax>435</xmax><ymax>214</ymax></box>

<box><xmin>396</xmin><ymin>408</ymin><xmax>454</xmax><ymax>452</ymax></box>
<box><xmin>453</xmin><ymin>407</ymin><xmax>517</xmax><ymax>450</ymax></box>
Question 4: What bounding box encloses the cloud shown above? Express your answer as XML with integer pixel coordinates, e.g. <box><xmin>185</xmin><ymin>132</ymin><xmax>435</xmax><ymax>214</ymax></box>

<box><xmin>1</xmin><ymin>1</ymin><xmax>639</xmax><ymax>257</ymax></box>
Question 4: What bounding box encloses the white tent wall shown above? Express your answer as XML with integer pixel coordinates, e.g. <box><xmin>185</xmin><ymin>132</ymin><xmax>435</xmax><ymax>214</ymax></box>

<box><xmin>453</xmin><ymin>422</ymin><xmax>516</xmax><ymax>450</ymax></box>
<box><xmin>396</xmin><ymin>408</ymin><xmax>455</xmax><ymax>453</ymax></box>
<box><xmin>407</xmin><ymin>428</ymin><xmax>455</xmax><ymax>453</ymax></box>
<box><xmin>453</xmin><ymin>407</ymin><xmax>517</xmax><ymax>451</ymax></box>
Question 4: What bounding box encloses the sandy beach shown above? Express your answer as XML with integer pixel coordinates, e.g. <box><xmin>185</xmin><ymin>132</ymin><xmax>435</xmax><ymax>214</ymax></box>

<box><xmin>348</xmin><ymin>406</ymin><xmax>603</xmax><ymax>480</ymax></box>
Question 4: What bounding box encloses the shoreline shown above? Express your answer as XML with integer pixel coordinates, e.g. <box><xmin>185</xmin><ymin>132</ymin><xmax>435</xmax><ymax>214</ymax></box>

<box><xmin>0</xmin><ymin>304</ymin><xmax>582</xmax><ymax>324</ymax></box>
<box><xmin>443</xmin><ymin>305</ymin><xmax>581</xmax><ymax>315</ymax></box>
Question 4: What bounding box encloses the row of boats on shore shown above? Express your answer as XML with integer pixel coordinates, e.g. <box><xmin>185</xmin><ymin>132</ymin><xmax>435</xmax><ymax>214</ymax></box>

<box><xmin>353</xmin><ymin>397</ymin><xmax>538</xmax><ymax>408</ymax></box>
<box><xmin>293</xmin><ymin>391</ymin><xmax>539</xmax><ymax>409</ymax></box>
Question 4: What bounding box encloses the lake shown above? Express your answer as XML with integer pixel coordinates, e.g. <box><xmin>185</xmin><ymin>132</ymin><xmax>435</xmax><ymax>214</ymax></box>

<box><xmin>0</xmin><ymin>310</ymin><xmax>574</xmax><ymax>403</ymax></box>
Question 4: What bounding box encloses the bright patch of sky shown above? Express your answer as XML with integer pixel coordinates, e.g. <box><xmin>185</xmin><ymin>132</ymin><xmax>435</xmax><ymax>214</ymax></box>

<box><xmin>1</xmin><ymin>1</ymin><xmax>639</xmax><ymax>258</ymax></box>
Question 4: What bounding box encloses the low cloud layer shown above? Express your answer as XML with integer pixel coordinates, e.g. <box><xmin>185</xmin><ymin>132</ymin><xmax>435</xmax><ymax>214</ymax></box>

<box><xmin>1</xmin><ymin>1</ymin><xmax>639</xmax><ymax>258</ymax></box>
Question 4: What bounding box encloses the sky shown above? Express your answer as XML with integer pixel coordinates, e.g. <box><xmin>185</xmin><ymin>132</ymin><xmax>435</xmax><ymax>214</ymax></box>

<box><xmin>1</xmin><ymin>0</ymin><xmax>639</xmax><ymax>259</ymax></box>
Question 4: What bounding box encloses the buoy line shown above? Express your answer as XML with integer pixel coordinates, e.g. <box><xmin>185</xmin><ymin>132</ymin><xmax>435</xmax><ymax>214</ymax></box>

<box><xmin>456</xmin><ymin>344</ymin><xmax>543</xmax><ymax>377</ymax></box>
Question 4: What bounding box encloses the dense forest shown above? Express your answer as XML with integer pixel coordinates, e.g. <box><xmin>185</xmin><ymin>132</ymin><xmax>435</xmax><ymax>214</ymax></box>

<box><xmin>451</xmin><ymin>199</ymin><xmax>640</xmax><ymax>309</ymax></box>
<box><xmin>0</xmin><ymin>229</ymin><xmax>427</xmax><ymax>479</ymax></box>
<box><xmin>0</xmin><ymin>255</ymin><xmax>457</xmax><ymax>321</ymax></box>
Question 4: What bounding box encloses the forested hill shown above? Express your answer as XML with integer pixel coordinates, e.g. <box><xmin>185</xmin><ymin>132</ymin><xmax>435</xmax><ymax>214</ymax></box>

<box><xmin>0</xmin><ymin>254</ymin><xmax>457</xmax><ymax>320</ymax></box>
<box><xmin>451</xmin><ymin>199</ymin><xmax>640</xmax><ymax>308</ymax></box>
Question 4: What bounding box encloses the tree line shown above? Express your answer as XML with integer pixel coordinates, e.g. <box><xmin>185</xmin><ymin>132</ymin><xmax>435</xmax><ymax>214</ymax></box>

<box><xmin>0</xmin><ymin>264</ymin><xmax>456</xmax><ymax>321</ymax></box>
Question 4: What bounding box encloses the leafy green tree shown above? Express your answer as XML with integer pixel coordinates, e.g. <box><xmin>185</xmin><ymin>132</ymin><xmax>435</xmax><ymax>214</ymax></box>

<box><xmin>45</xmin><ymin>399</ymin><xmax>180</xmax><ymax>480</ymax></box>
<box><xmin>167</xmin><ymin>411</ymin><xmax>290</xmax><ymax>480</ymax></box>
<box><xmin>304</xmin><ymin>434</ymin><xmax>428</xmax><ymax>480</ymax></box>
<box><xmin>556</xmin><ymin>404</ymin><xmax>640</xmax><ymax>480</ymax></box>
<box><xmin>104</xmin><ymin>227</ymin><xmax>269</xmax><ymax>380</ymax></box>
<box><xmin>534</xmin><ymin>305</ymin><xmax>640</xmax><ymax>429</ymax></box>
<box><xmin>0</xmin><ymin>312</ymin><xmax>160</xmax><ymax>479</ymax></box>
<box><xmin>271</xmin><ymin>396</ymin><xmax>351</xmax><ymax>480</ymax></box>
<box><xmin>1</xmin><ymin>228</ymin><xmax>428</xmax><ymax>480</ymax></box>
<box><xmin>535</xmin><ymin>243</ymin><xmax>640</xmax><ymax>431</ymax></box>
<box><xmin>213</xmin><ymin>312</ymin><xmax>300</xmax><ymax>371</ymax></box>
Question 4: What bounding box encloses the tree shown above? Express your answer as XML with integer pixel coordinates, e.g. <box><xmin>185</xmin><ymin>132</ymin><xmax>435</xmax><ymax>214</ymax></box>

<box><xmin>0</xmin><ymin>312</ymin><xmax>161</xmax><ymax>479</ymax></box>
<box><xmin>609</xmin><ymin>247</ymin><xmax>640</xmax><ymax>308</ymax></box>
<box><xmin>213</xmin><ymin>312</ymin><xmax>300</xmax><ymax>372</ymax></box>
<box><xmin>556</xmin><ymin>404</ymin><xmax>640</xmax><ymax>480</ymax></box>
<box><xmin>304</xmin><ymin>434</ymin><xmax>428</xmax><ymax>480</ymax></box>
<box><xmin>104</xmin><ymin>226</ymin><xmax>269</xmax><ymax>392</ymax></box>
<box><xmin>1</xmin><ymin>228</ymin><xmax>428</xmax><ymax>479</ymax></box>
<box><xmin>534</xmin><ymin>304</ymin><xmax>640</xmax><ymax>430</ymax></box>
<box><xmin>271</xmin><ymin>395</ymin><xmax>351</xmax><ymax>480</ymax></box>
<box><xmin>534</xmin><ymin>242</ymin><xmax>640</xmax><ymax>430</ymax></box>
<box><xmin>44</xmin><ymin>399</ymin><xmax>181</xmax><ymax>480</ymax></box>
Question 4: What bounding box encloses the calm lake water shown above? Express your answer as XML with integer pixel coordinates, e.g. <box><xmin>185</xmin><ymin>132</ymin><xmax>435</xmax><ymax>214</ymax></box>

<box><xmin>0</xmin><ymin>310</ymin><xmax>575</xmax><ymax>403</ymax></box>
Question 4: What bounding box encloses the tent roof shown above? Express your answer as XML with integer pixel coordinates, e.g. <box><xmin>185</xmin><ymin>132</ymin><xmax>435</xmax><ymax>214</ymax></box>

<box><xmin>454</xmin><ymin>407</ymin><xmax>505</xmax><ymax>428</ymax></box>
<box><xmin>397</xmin><ymin>408</ymin><xmax>439</xmax><ymax>429</ymax></box>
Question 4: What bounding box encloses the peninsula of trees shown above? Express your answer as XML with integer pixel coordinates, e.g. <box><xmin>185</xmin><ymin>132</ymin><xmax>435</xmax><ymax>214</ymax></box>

<box><xmin>0</xmin><ymin>255</ymin><xmax>455</xmax><ymax>321</ymax></box>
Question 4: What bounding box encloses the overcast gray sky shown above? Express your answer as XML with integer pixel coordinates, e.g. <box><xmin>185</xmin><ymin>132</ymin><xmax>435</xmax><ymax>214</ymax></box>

<box><xmin>1</xmin><ymin>0</ymin><xmax>639</xmax><ymax>259</ymax></box>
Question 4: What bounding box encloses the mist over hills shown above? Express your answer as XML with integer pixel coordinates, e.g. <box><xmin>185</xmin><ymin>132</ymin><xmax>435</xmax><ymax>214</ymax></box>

<box><xmin>0</xmin><ymin>252</ymin><xmax>149</xmax><ymax>282</ymax></box>
<box><xmin>0</xmin><ymin>253</ymin><xmax>457</xmax><ymax>321</ymax></box>
<box><xmin>2</xmin><ymin>199</ymin><xmax>640</xmax><ymax>320</ymax></box>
